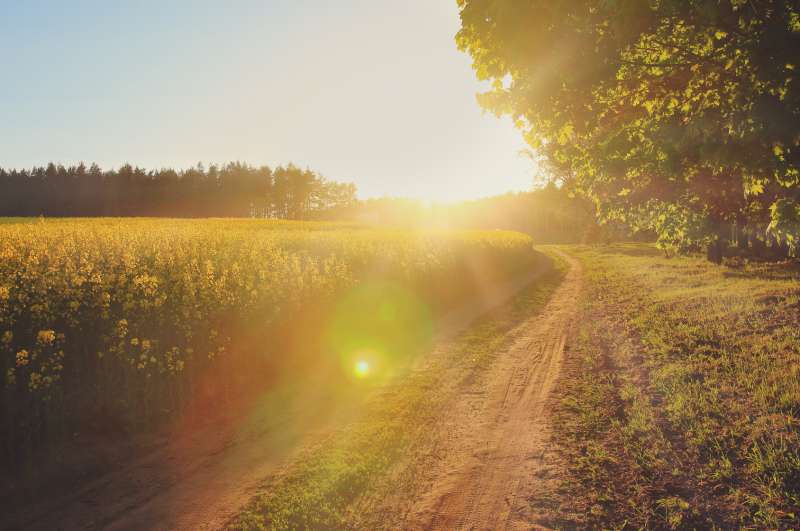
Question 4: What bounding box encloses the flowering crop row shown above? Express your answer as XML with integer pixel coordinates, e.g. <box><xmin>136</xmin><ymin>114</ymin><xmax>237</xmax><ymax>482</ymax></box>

<box><xmin>0</xmin><ymin>218</ymin><xmax>540</xmax><ymax>468</ymax></box>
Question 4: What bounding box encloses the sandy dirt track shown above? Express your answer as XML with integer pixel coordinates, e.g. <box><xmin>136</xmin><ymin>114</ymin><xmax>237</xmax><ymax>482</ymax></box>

<box><xmin>403</xmin><ymin>249</ymin><xmax>581</xmax><ymax>530</ymax></box>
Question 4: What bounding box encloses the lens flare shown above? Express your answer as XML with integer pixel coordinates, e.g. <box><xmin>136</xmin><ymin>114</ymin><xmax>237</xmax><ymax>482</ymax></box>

<box><xmin>354</xmin><ymin>360</ymin><xmax>370</xmax><ymax>378</ymax></box>
<box><xmin>327</xmin><ymin>280</ymin><xmax>434</xmax><ymax>382</ymax></box>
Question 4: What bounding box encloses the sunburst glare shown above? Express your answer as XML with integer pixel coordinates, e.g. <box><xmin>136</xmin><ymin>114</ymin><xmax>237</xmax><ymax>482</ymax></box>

<box><xmin>354</xmin><ymin>359</ymin><xmax>371</xmax><ymax>379</ymax></box>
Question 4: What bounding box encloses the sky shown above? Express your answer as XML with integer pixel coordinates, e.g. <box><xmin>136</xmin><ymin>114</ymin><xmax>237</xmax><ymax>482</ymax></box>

<box><xmin>0</xmin><ymin>1</ymin><xmax>534</xmax><ymax>202</ymax></box>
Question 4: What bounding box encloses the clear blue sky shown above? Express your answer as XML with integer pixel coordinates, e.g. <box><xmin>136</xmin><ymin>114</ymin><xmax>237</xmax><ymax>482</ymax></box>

<box><xmin>0</xmin><ymin>0</ymin><xmax>534</xmax><ymax>201</ymax></box>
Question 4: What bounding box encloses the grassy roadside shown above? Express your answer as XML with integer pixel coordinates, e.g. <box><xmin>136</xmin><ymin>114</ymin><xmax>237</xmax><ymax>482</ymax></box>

<box><xmin>230</xmin><ymin>250</ymin><xmax>567</xmax><ymax>530</ymax></box>
<box><xmin>551</xmin><ymin>244</ymin><xmax>800</xmax><ymax>529</ymax></box>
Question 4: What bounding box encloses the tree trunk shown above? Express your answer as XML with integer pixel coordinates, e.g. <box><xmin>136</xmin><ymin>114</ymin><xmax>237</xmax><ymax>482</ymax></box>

<box><xmin>751</xmin><ymin>231</ymin><xmax>768</xmax><ymax>259</ymax></box>
<box><xmin>736</xmin><ymin>223</ymin><xmax>749</xmax><ymax>250</ymax></box>
<box><xmin>706</xmin><ymin>222</ymin><xmax>727</xmax><ymax>264</ymax></box>
<box><xmin>706</xmin><ymin>238</ymin><xmax>724</xmax><ymax>264</ymax></box>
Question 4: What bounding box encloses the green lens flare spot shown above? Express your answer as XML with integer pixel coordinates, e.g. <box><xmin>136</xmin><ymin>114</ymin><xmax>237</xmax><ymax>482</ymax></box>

<box><xmin>327</xmin><ymin>280</ymin><xmax>434</xmax><ymax>376</ymax></box>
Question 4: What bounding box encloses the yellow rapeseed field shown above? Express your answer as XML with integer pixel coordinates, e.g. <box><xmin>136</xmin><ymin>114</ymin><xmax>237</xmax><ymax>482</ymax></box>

<box><xmin>0</xmin><ymin>218</ymin><xmax>541</xmax><ymax>466</ymax></box>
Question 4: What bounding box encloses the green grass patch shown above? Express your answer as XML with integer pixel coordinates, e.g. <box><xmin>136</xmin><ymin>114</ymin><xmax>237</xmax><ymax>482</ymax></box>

<box><xmin>552</xmin><ymin>244</ymin><xmax>800</xmax><ymax>528</ymax></box>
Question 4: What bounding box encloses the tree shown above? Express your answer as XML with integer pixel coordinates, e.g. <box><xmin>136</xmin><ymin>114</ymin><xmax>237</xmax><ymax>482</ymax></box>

<box><xmin>0</xmin><ymin>162</ymin><xmax>357</xmax><ymax>220</ymax></box>
<box><xmin>456</xmin><ymin>0</ymin><xmax>800</xmax><ymax>257</ymax></box>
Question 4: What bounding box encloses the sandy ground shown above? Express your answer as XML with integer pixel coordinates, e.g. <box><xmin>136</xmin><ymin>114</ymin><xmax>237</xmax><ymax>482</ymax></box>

<box><xmin>5</xmin><ymin>381</ymin><xmax>343</xmax><ymax>531</ymax></box>
<box><xmin>3</xmin><ymin>258</ymin><xmax>563</xmax><ymax>531</ymax></box>
<box><xmin>401</xmin><ymin>249</ymin><xmax>581</xmax><ymax>530</ymax></box>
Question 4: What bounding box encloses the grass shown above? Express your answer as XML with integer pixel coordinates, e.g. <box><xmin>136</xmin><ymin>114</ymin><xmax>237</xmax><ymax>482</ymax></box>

<box><xmin>551</xmin><ymin>244</ymin><xmax>800</xmax><ymax>529</ymax></box>
<box><xmin>230</xmin><ymin>250</ymin><xmax>568</xmax><ymax>530</ymax></box>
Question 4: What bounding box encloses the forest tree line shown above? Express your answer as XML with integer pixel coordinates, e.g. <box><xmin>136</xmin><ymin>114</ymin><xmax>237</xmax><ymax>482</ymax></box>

<box><xmin>0</xmin><ymin>162</ymin><xmax>605</xmax><ymax>242</ymax></box>
<box><xmin>352</xmin><ymin>184</ymin><xmax>607</xmax><ymax>244</ymax></box>
<box><xmin>0</xmin><ymin>162</ymin><xmax>357</xmax><ymax>219</ymax></box>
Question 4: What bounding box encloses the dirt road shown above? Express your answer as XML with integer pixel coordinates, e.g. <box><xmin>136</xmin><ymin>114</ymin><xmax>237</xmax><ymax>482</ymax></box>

<box><xmin>404</xmin><ymin>250</ymin><xmax>581</xmax><ymax>530</ymax></box>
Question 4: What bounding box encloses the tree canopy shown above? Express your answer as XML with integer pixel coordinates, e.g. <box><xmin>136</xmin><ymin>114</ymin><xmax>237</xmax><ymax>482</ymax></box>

<box><xmin>457</xmin><ymin>0</ymin><xmax>800</xmax><ymax>257</ymax></box>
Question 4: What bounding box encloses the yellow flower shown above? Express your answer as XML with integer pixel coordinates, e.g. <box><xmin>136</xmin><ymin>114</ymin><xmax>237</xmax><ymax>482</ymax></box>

<box><xmin>116</xmin><ymin>319</ymin><xmax>128</xmax><ymax>338</ymax></box>
<box><xmin>1</xmin><ymin>331</ymin><xmax>12</xmax><ymax>344</ymax></box>
<box><xmin>15</xmin><ymin>350</ymin><xmax>29</xmax><ymax>367</ymax></box>
<box><xmin>37</xmin><ymin>330</ymin><xmax>56</xmax><ymax>345</ymax></box>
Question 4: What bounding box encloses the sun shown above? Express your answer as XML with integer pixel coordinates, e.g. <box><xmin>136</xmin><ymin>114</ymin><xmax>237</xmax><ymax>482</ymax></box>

<box><xmin>354</xmin><ymin>360</ymin><xmax>370</xmax><ymax>378</ymax></box>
